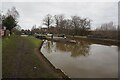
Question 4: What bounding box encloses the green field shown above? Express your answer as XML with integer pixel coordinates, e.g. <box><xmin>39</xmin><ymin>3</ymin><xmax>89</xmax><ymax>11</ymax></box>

<box><xmin>2</xmin><ymin>35</ymin><xmax>59</xmax><ymax>78</ymax></box>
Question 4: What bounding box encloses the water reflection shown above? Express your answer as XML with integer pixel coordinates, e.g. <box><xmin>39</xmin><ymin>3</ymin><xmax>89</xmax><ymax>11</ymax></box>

<box><xmin>44</xmin><ymin>40</ymin><xmax>91</xmax><ymax>57</ymax></box>
<box><xmin>44</xmin><ymin>41</ymin><xmax>53</xmax><ymax>54</ymax></box>
<box><xmin>41</xmin><ymin>40</ymin><xmax>118</xmax><ymax>78</ymax></box>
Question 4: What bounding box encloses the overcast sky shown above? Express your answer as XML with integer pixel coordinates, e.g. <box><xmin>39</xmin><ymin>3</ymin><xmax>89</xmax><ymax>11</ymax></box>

<box><xmin>1</xmin><ymin>2</ymin><xmax>118</xmax><ymax>30</ymax></box>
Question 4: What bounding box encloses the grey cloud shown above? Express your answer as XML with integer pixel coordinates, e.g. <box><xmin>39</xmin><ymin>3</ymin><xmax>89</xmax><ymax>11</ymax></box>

<box><xmin>2</xmin><ymin>2</ymin><xmax>118</xmax><ymax>29</ymax></box>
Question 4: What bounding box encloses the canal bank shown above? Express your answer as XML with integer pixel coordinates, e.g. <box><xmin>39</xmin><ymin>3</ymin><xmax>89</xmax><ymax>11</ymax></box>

<box><xmin>36</xmin><ymin>40</ymin><xmax>70</xmax><ymax>79</ymax></box>
<box><xmin>46</xmin><ymin>37</ymin><xmax>76</xmax><ymax>44</ymax></box>
<box><xmin>66</xmin><ymin>35</ymin><xmax>119</xmax><ymax>46</ymax></box>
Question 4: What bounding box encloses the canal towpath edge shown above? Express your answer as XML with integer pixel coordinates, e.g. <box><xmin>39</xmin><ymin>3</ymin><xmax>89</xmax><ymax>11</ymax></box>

<box><xmin>34</xmin><ymin>40</ymin><xmax>70</xmax><ymax>79</ymax></box>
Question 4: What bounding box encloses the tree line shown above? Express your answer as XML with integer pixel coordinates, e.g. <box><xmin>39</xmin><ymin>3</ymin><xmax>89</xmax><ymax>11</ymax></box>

<box><xmin>1</xmin><ymin>7</ymin><xmax>118</xmax><ymax>40</ymax></box>
<box><xmin>91</xmin><ymin>22</ymin><xmax>118</xmax><ymax>39</ymax></box>
<box><xmin>42</xmin><ymin>14</ymin><xmax>91</xmax><ymax>36</ymax></box>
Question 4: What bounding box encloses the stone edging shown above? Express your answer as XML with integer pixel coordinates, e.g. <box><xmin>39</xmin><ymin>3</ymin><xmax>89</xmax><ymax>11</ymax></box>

<box><xmin>38</xmin><ymin>40</ymin><xmax>70</xmax><ymax>79</ymax></box>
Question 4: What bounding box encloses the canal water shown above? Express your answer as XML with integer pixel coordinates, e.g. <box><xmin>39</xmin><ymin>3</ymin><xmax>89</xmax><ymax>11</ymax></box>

<box><xmin>41</xmin><ymin>40</ymin><xmax>118</xmax><ymax>78</ymax></box>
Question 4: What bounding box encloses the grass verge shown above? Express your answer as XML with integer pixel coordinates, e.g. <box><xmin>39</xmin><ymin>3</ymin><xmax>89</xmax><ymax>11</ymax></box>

<box><xmin>2</xmin><ymin>35</ymin><xmax>59</xmax><ymax>78</ymax></box>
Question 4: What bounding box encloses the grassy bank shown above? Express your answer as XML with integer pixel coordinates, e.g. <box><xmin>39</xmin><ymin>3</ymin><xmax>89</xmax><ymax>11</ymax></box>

<box><xmin>2</xmin><ymin>35</ymin><xmax>60</xmax><ymax>78</ymax></box>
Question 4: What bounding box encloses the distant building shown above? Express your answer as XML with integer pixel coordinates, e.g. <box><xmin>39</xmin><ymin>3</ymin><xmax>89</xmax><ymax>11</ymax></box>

<box><xmin>40</xmin><ymin>28</ymin><xmax>48</xmax><ymax>34</ymax></box>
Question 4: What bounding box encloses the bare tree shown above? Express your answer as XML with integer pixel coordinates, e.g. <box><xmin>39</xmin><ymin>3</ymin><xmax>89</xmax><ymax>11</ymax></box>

<box><xmin>64</xmin><ymin>19</ymin><xmax>73</xmax><ymax>35</ymax></box>
<box><xmin>79</xmin><ymin>18</ymin><xmax>91</xmax><ymax>36</ymax></box>
<box><xmin>6</xmin><ymin>7</ymin><xmax>19</xmax><ymax>20</ymax></box>
<box><xmin>71</xmin><ymin>16</ymin><xmax>91</xmax><ymax>36</ymax></box>
<box><xmin>94</xmin><ymin>21</ymin><xmax>117</xmax><ymax>39</ymax></box>
<box><xmin>43</xmin><ymin>14</ymin><xmax>53</xmax><ymax>33</ymax></box>
<box><xmin>54</xmin><ymin>15</ymin><xmax>91</xmax><ymax>35</ymax></box>
<box><xmin>54</xmin><ymin>15</ymin><xmax>59</xmax><ymax>28</ymax></box>
<box><xmin>71</xmin><ymin>16</ymin><xmax>81</xmax><ymax>35</ymax></box>
<box><xmin>54</xmin><ymin>14</ymin><xmax>64</xmax><ymax>34</ymax></box>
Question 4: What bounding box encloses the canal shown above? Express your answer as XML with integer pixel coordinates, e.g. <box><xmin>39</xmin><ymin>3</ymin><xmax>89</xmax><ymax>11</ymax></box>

<box><xmin>41</xmin><ymin>39</ymin><xmax>118</xmax><ymax>78</ymax></box>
